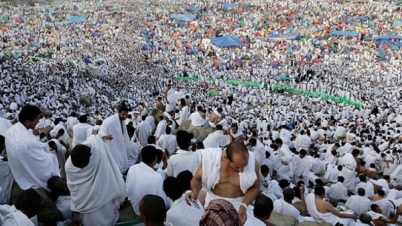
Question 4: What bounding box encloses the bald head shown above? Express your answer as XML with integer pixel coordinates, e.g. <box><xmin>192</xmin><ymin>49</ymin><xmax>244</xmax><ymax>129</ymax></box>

<box><xmin>226</xmin><ymin>141</ymin><xmax>249</xmax><ymax>162</ymax></box>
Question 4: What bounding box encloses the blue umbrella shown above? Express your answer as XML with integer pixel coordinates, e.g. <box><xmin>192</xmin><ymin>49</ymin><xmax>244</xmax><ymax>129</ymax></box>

<box><xmin>141</xmin><ymin>44</ymin><xmax>152</xmax><ymax>51</ymax></box>
<box><xmin>223</xmin><ymin>3</ymin><xmax>235</xmax><ymax>10</ymax></box>
<box><xmin>341</xmin><ymin>49</ymin><xmax>350</xmax><ymax>55</ymax></box>
<box><xmin>141</xmin><ymin>29</ymin><xmax>148</xmax><ymax>35</ymax></box>
<box><xmin>305</xmin><ymin>54</ymin><xmax>312</xmax><ymax>60</ymax></box>
<box><xmin>83</xmin><ymin>58</ymin><xmax>92</xmax><ymax>65</ymax></box>
<box><xmin>210</xmin><ymin>36</ymin><xmax>243</xmax><ymax>48</ymax></box>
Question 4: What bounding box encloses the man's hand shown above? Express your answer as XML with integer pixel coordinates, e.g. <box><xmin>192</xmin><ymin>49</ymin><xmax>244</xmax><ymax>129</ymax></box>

<box><xmin>238</xmin><ymin>205</ymin><xmax>247</xmax><ymax>225</ymax></box>
<box><xmin>103</xmin><ymin>135</ymin><xmax>113</xmax><ymax>140</ymax></box>
<box><xmin>184</xmin><ymin>192</ymin><xmax>199</xmax><ymax>205</ymax></box>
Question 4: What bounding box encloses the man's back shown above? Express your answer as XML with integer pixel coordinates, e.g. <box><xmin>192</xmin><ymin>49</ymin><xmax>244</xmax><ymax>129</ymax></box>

<box><xmin>354</xmin><ymin>182</ymin><xmax>374</xmax><ymax>198</ymax></box>
<box><xmin>72</xmin><ymin>123</ymin><xmax>92</xmax><ymax>147</ymax></box>
<box><xmin>203</xmin><ymin>131</ymin><xmax>227</xmax><ymax>148</ymax></box>
<box><xmin>327</xmin><ymin>182</ymin><xmax>348</xmax><ymax>201</ymax></box>
<box><xmin>157</xmin><ymin>134</ymin><xmax>177</xmax><ymax>155</ymax></box>
<box><xmin>345</xmin><ymin>195</ymin><xmax>370</xmax><ymax>215</ymax></box>
<box><xmin>167</xmin><ymin>192</ymin><xmax>204</xmax><ymax>226</ymax></box>
<box><xmin>126</xmin><ymin>162</ymin><xmax>166</xmax><ymax>215</ymax></box>
<box><xmin>166</xmin><ymin>150</ymin><xmax>199</xmax><ymax>177</ymax></box>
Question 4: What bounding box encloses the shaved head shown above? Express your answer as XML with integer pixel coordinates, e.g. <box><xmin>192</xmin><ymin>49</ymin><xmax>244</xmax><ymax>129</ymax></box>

<box><xmin>226</xmin><ymin>141</ymin><xmax>249</xmax><ymax>162</ymax></box>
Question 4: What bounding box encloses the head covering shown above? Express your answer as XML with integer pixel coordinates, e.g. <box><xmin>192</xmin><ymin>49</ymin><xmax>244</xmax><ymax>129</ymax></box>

<box><xmin>199</xmin><ymin>199</ymin><xmax>241</xmax><ymax>226</ymax></box>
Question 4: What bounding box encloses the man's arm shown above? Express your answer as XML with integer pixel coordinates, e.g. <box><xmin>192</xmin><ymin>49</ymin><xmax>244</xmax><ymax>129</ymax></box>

<box><xmin>379</xmin><ymin>207</ymin><xmax>401</xmax><ymax>224</ymax></box>
<box><xmin>186</xmin><ymin>160</ymin><xmax>203</xmax><ymax>203</ymax></box>
<box><xmin>326</xmin><ymin>202</ymin><xmax>357</xmax><ymax>220</ymax></box>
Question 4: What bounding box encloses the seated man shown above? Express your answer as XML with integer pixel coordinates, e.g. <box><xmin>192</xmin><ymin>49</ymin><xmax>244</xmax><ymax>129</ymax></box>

<box><xmin>306</xmin><ymin>186</ymin><xmax>357</xmax><ymax>226</ymax></box>
<box><xmin>327</xmin><ymin>176</ymin><xmax>349</xmax><ymax>205</ymax></box>
<box><xmin>345</xmin><ymin>188</ymin><xmax>371</xmax><ymax>216</ymax></box>
<box><xmin>163</xmin><ymin>176</ymin><xmax>204</xmax><ymax>225</ymax></box>
<box><xmin>274</xmin><ymin>188</ymin><xmax>313</xmax><ymax>222</ymax></box>
<box><xmin>126</xmin><ymin>145</ymin><xmax>167</xmax><ymax>215</ymax></box>
<box><xmin>65</xmin><ymin>135</ymin><xmax>126</xmax><ymax>226</ymax></box>
<box><xmin>5</xmin><ymin>105</ymin><xmax>63</xmax><ymax>224</ymax></box>
<box><xmin>203</xmin><ymin>125</ymin><xmax>228</xmax><ymax>148</ymax></box>
<box><xmin>47</xmin><ymin>176</ymin><xmax>72</xmax><ymax>221</ymax></box>
<box><xmin>253</xmin><ymin>194</ymin><xmax>275</xmax><ymax>226</ymax></box>
<box><xmin>139</xmin><ymin>195</ymin><xmax>171</xmax><ymax>226</ymax></box>
<box><xmin>0</xmin><ymin>189</ymin><xmax>41</xmax><ymax>225</ymax></box>
<box><xmin>371</xmin><ymin>190</ymin><xmax>394</xmax><ymax>218</ymax></box>
<box><xmin>367</xmin><ymin>203</ymin><xmax>402</xmax><ymax>226</ymax></box>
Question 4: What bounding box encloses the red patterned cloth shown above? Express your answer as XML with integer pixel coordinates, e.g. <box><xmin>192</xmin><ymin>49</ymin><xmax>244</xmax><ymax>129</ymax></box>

<box><xmin>199</xmin><ymin>199</ymin><xmax>241</xmax><ymax>226</ymax></box>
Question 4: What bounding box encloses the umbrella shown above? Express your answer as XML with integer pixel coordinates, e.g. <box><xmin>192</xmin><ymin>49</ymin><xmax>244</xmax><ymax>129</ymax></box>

<box><xmin>341</xmin><ymin>49</ymin><xmax>350</xmax><ymax>55</ymax></box>
<box><xmin>210</xmin><ymin>36</ymin><xmax>243</xmax><ymax>48</ymax></box>
<box><xmin>141</xmin><ymin>30</ymin><xmax>148</xmax><ymax>35</ymax></box>
<box><xmin>83</xmin><ymin>58</ymin><xmax>92</xmax><ymax>65</ymax></box>
<box><xmin>253</xmin><ymin>55</ymin><xmax>261</xmax><ymax>60</ymax></box>
<box><xmin>242</xmin><ymin>55</ymin><xmax>251</xmax><ymax>60</ymax></box>
<box><xmin>235</xmin><ymin>59</ymin><xmax>243</xmax><ymax>67</ymax></box>
<box><xmin>272</xmin><ymin>61</ymin><xmax>280</xmax><ymax>69</ymax></box>
<box><xmin>141</xmin><ymin>44</ymin><xmax>152</xmax><ymax>51</ymax></box>
<box><xmin>223</xmin><ymin>3</ymin><xmax>235</xmax><ymax>10</ymax></box>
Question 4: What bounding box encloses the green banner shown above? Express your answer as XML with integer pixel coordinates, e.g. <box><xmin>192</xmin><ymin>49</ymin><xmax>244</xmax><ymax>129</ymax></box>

<box><xmin>174</xmin><ymin>77</ymin><xmax>362</xmax><ymax>108</ymax></box>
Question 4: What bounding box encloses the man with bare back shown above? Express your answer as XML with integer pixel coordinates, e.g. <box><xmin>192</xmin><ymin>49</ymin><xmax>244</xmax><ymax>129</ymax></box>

<box><xmin>187</xmin><ymin>142</ymin><xmax>261</xmax><ymax>225</ymax></box>
<box><xmin>306</xmin><ymin>186</ymin><xmax>357</xmax><ymax>226</ymax></box>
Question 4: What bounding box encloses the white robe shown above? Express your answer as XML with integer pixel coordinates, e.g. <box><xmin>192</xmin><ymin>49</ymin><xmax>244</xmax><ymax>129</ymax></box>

<box><xmin>0</xmin><ymin>205</ymin><xmax>34</xmax><ymax>226</ymax></box>
<box><xmin>137</xmin><ymin>121</ymin><xmax>152</xmax><ymax>145</ymax></box>
<box><xmin>65</xmin><ymin>135</ymin><xmax>126</xmax><ymax>226</ymax></box>
<box><xmin>166</xmin><ymin>191</ymin><xmax>205</xmax><ymax>226</ymax></box>
<box><xmin>177</xmin><ymin>106</ymin><xmax>190</xmax><ymax>126</ymax></box>
<box><xmin>0</xmin><ymin>161</ymin><xmax>13</xmax><ymax>204</ymax></box>
<box><xmin>0</xmin><ymin>118</ymin><xmax>12</xmax><ymax>136</ymax></box>
<box><xmin>345</xmin><ymin>195</ymin><xmax>371</xmax><ymax>216</ymax></box>
<box><xmin>274</xmin><ymin>199</ymin><xmax>313</xmax><ymax>222</ymax></box>
<box><xmin>126</xmin><ymin>162</ymin><xmax>167</xmax><ymax>215</ymax></box>
<box><xmin>292</xmin><ymin>155</ymin><xmax>312</xmax><ymax>185</ymax></box>
<box><xmin>340</xmin><ymin>153</ymin><xmax>357</xmax><ymax>191</ymax></box>
<box><xmin>200</xmin><ymin>148</ymin><xmax>257</xmax><ymax>194</ymax></box>
<box><xmin>98</xmin><ymin>114</ymin><xmax>130</xmax><ymax>173</ymax></box>
<box><xmin>5</xmin><ymin>123</ymin><xmax>60</xmax><ymax>191</ymax></box>
<box><xmin>306</xmin><ymin>193</ymin><xmax>354</xmax><ymax>226</ymax></box>
<box><xmin>202</xmin><ymin>130</ymin><xmax>228</xmax><ymax>148</ymax></box>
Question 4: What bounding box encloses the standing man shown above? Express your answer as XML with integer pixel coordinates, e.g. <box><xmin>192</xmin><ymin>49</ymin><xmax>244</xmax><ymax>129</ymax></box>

<box><xmin>72</xmin><ymin>115</ymin><xmax>92</xmax><ymax>148</ymax></box>
<box><xmin>165</xmin><ymin>83</ymin><xmax>177</xmax><ymax>117</ymax></box>
<box><xmin>98</xmin><ymin>104</ymin><xmax>130</xmax><ymax>174</ymax></box>
<box><xmin>340</xmin><ymin>149</ymin><xmax>360</xmax><ymax>192</ymax></box>
<box><xmin>66</xmin><ymin>136</ymin><xmax>126</xmax><ymax>226</ymax></box>
<box><xmin>187</xmin><ymin>142</ymin><xmax>260</xmax><ymax>225</ymax></box>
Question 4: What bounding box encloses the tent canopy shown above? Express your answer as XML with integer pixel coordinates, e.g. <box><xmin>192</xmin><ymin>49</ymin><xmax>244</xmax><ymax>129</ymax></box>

<box><xmin>223</xmin><ymin>3</ymin><xmax>235</xmax><ymax>10</ymax></box>
<box><xmin>69</xmin><ymin>16</ymin><xmax>86</xmax><ymax>22</ymax></box>
<box><xmin>392</xmin><ymin>21</ymin><xmax>402</xmax><ymax>28</ymax></box>
<box><xmin>210</xmin><ymin>35</ymin><xmax>243</xmax><ymax>47</ymax></box>
<box><xmin>267</xmin><ymin>34</ymin><xmax>297</xmax><ymax>39</ymax></box>
<box><xmin>185</xmin><ymin>6</ymin><xmax>201</xmax><ymax>11</ymax></box>
<box><xmin>330</xmin><ymin>30</ymin><xmax>358</xmax><ymax>37</ymax></box>
<box><xmin>169</xmin><ymin>14</ymin><xmax>196</xmax><ymax>22</ymax></box>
